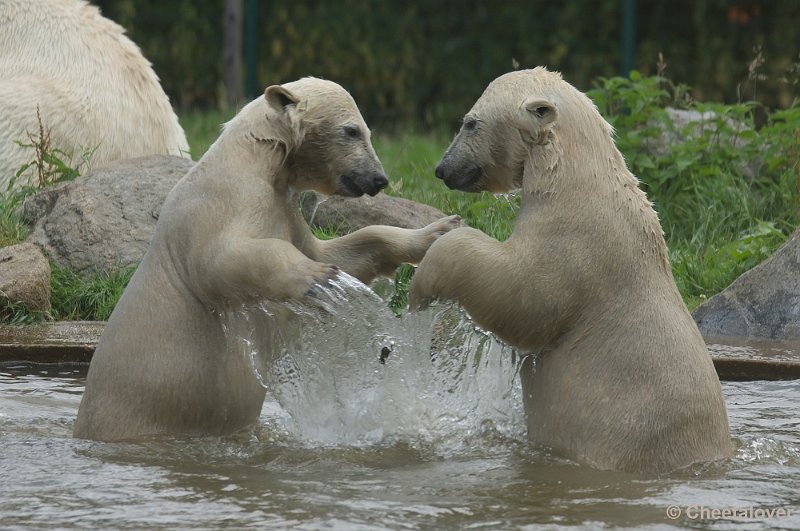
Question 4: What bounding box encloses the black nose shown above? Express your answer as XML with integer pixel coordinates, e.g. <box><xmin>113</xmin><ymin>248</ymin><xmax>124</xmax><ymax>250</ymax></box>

<box><xmin>435</xmin><ymin>163</ymin><xmax>445</xmax><ymax>180</ymax></box>
<box><xmin>374</xmin><ymin>173</ymin><xmax>389</xmax><ymax>191</ymax></box>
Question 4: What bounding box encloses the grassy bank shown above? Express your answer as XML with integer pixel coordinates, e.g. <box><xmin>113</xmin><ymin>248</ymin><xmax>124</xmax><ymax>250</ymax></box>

<box><xmin>2</xmin><ymin>72</ymin><xmax>798</xmax><ymax>322</ymax></box>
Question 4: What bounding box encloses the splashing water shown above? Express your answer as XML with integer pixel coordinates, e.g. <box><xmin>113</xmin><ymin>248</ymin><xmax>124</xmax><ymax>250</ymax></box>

<box><xmin>221</xmin><ymin>273</ymin><xmax>526</xmax><ymax>453</ymax></box>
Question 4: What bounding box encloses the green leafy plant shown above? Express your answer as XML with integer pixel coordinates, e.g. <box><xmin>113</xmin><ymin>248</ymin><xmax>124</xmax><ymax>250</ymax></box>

<box><xmin>0</xmin><ymin>112</ymin><xmax>113</xmax><ymax>323</ymax></box>
<box><xmin>589</xmin><ymin>72</ymin><xmax>800</xmax><ymax>309</ymax></box>
<box><xmin>0</xmin><ymin>108</ymin><xmax>89</xmax><ymax>249</ymax></box>
<box><xmin>387</xmin><ymin>263</ymin><xmax>415</xmax><ymax>316</ymax></box>
<box><xmin>13</xmin><ymin>106</ymin><xmax>82</xmax><ymax>190</ymax></box>
<box><xmin>671</xmin><ymin>221</ymin><xmax>788</xmax><ymax>309</ymax></box>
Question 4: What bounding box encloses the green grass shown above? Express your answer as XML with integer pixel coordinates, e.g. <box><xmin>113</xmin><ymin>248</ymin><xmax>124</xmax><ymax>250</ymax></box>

<box><xmin>1</xmin><ymin>71</ymin><xmax>798</xmax><ymax>322</ymax></box>
<box><xmin>0</xmin><ymin>186</ymin><xmax>31</xmax><ymax>248</ymax></box>
<box><xmin>1</xmin><ymin>263</ymin><xmax>136</xmax><ymax>324</ymax></box>
<box><xmin>49</xmin><ymin>264</ymin><xmax>136</xmax><ymax>321</ymax></box>
<box><xmin>372</xmin><ymin>131</ymin><xmax>520</xmax><ymax>240</ymax></box>
<box><xmin>180</xmin><ymin>107</ymin><xmax>237</xmax><ymax>160</ymax></box>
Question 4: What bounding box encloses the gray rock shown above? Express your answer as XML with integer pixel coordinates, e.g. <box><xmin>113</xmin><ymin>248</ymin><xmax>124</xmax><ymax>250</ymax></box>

<box><xmin>644</xmin><ymin>108</ymin><xmax>761</xmax><ymax>179</ymax></box>
<box><xmin>19</xmin><ymin>157</ymin><xmax>443</xmax><ymax>273</ymax></box>
<box><xmin>645</xmin><ymin>108</ymin><xmax>747</xmax><ymax>155</ymax></box>
<box><xmin>693</xmin><ymin>229</ymin><xmax>800</xmax><ymax>340</ymax></box>
<box><xmin>20</xmin><ymin>155</ymin><xmax>193</xmax><ymax>273</ymax></box>
<box><xmin>301</xmin><ymin>192</ymin><xmax>447</xmax><ymax>234</ymax></box>
<box><xmin>0</xmin><ymin>242</ymin><xmax>51</xmax><ymax>312</ymax></box>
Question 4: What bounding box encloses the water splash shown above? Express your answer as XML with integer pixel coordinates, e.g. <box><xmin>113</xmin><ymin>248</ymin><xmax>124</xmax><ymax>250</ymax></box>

<box><xmin>221</xmin><ymin>273</ymin><xmax>526</xmax><ymax>454</ymax></box>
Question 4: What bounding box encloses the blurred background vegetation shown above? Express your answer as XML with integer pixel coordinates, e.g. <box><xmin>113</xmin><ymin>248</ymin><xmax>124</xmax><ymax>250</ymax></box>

<box><xmin>94</xmin><ymin>0</ymin><xmax>800</xmax><ymax>130</ymax></box>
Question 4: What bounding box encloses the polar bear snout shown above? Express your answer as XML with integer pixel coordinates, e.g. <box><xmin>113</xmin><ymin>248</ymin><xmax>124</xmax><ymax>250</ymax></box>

<box><xmin>435</xmin><ymin>158</ymin><xmax>483</xmax><ymax>192</ymax></box>
<box><xmin>339</xmin><ymin>170</ymin><xmax>389</xmax><ymax>197</ymax></box>
<box><xmin>434</xmin><ymin>161</ymin><xmax>446</xmax><ymax>181</ymax></box>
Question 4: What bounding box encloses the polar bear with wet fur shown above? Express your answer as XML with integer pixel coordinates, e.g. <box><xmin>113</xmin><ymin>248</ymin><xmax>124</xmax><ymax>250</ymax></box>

<box><xmin>0</xmin><ymin>0</ymin><xmax>189</xmax><ymax>189</ymax></box>
<box><xmin>74</xmin><ymin>77</ymin><xmax>459</xmax><ymax>441</ymax></box>
<box><xmin>409</xmin><ymin>67</ymin><xmax>732</xmax><ymax>474</ymax></box>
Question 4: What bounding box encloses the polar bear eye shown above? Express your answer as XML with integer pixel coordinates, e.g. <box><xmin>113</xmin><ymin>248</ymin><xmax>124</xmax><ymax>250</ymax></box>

<box><xmin>343</xmin><ymin>124</ymin><xmax>362</xmax><ymax>139</ymax></box>
<box><xmin>463</xmin><ymin>117</ymin><xmax>478</xmax><ymax>131</ymax></box>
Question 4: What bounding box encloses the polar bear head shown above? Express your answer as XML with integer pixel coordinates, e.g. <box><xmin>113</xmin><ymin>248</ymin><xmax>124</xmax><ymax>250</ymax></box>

<box><xmin>434</xmin><ymin>68</ymin><xmax>563</xmax><ymax>194</ymax></box>
<box><xmin>264</xmin><ymin>77</ymin><xmax>388</xmax><ymax>197</ymax></box>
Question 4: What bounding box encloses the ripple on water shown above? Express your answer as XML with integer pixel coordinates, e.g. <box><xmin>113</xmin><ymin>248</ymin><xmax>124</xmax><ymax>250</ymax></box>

<box><xmin>726</xmin><ymin>380</ymin><xmax>800</xmax><ymax>465</ymax></box>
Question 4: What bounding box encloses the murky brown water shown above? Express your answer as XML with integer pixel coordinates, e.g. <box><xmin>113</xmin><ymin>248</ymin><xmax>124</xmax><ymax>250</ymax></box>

<box><xmin>1</xmin><ymin>279</ymin><xmax>798</xmax><ymax>529</ymax></box>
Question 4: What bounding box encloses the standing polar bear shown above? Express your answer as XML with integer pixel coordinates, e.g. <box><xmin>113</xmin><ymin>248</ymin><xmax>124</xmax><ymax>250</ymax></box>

<box><xmin>409</xmin><ymin>67</ymin><xmax>732</xmax><ymax>474</ymax></box>
<box><xmin>0</xmin><ymin>0</ymin><xmax>189</xmax><ymax>189</ymax></box>
<box><xmin>74</xmin><ymin>77</ymin><xmax>459</xmax><ymax>442</ymax></box>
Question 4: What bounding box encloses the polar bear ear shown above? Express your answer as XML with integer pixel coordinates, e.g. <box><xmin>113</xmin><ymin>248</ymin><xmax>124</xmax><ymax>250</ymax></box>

<box><xmin>265</xmin><ymin>85</ymin><xmax>299</xmax><ymax>111</ymax></box>
<box><xmin>524</xmin><ymin>98</ymin><xmax>557</xmax><ymax>126</ymax></box>
<box><xmin>261</xmin><ymin>85</ymin><xmax>307</xmax><ymax>151</ymax></box>
<box><xmin>520</xmin><ymin>98</ymin><xmax>557</xmax><ymax>145</ymax></box>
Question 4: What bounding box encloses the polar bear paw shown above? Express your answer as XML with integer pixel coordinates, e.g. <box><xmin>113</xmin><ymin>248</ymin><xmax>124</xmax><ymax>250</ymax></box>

<box><xmin>403</xmin><ymin>215</ymin><xmax>462</xmax><ymax>264</ymax></box>
<box><xmin>297</xmin><ymin>262</ymin><xmax>340</xmax><ymax>299</ymax></box>
<box><xmin>421</xmin><ymin>215</ymin><xmax>462</xmax><ymax>241</ymax></box>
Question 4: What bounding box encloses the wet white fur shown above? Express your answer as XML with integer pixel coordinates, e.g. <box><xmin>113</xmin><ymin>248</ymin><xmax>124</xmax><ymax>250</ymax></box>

<box><xmin>74</xmin><ymin>78</ymin><xmax>459</xmax><ymax>441</ymax></box>
<box><xmin>410</xmin><ymin>67</ymin><xmax>732</xmax><ymax>474</ymax></box>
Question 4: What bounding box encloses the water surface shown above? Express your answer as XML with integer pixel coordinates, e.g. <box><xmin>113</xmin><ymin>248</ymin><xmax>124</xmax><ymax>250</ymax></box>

<box><xmin>1</xmin><ymin>277</ymin><xmax>798</xmax><ymax>530</ymax></box>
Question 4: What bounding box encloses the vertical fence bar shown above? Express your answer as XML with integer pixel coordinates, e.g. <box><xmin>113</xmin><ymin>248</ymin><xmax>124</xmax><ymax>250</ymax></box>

<box><xmin>622</xmin><ymin>0</ymin><xmax>636</xmax><ymax>77</ymax></box>
<box><xmin>245</xmin><ymin>0</ymin><xmax>260</xmax><ymax>100</ymax></box>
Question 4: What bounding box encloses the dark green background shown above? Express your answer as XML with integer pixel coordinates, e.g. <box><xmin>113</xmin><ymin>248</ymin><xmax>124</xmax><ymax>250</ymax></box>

<box><xmin>94</xmin><ymin>0</ymin><xmax>799</xmax><ymax>128</ymax></box>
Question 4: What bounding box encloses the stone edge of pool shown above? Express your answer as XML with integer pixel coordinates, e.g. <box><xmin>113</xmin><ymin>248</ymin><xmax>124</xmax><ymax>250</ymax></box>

<box><xmin>0</xmin><ymin>322</ymin><xmax>799</xmax><ymax>381</ymax></box>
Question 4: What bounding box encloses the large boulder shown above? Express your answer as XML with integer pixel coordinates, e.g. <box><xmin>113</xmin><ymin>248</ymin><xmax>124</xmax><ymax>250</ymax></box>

<box><xmin>0</xmin><ymin>242</ymin><xmax>51</xmax><ymax>312</ymax></box>
<box><xmin>19</xmin><ymin>155</ymin><xmax>194</xmax><ymax>273</ymax></box>
<box><xmin>693</xmin><ymin>229</ymin><xmax>800</xmax><ymax>340</ymax></box>
<box><xmin>301</xmin><ymin>192</ymin><xmax>448</xmax><ymax>233</ymax></box>
<box><xmin>644</xmin><ymin>108</ymin><xmax>749</xmax><ymax>156</ymax></box>
<box><xmin>644</xmin><ymin>108</ymin><xmax>760</xmax><ymax>179</ymax></box>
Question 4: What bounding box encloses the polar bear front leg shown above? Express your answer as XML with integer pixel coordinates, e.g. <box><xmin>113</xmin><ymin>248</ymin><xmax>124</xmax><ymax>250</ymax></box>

<box><xmin>409</xmin><ymin>226</ymin><xmax>570</xmax><ymax>350</ymax></box>
<box><xmin>314</xmin><ymin>215</ymin><xmax>461</xmax><ymax>284</ymax></box>
<box><xmin>408</xmin><ymin>226</ymin><xmax>491</xmax><ymax>310</ymax></box>
<box><xmin>190</xmin><ymin>237</ymin><xmax>339</xmax><ymax>306</ymax></box>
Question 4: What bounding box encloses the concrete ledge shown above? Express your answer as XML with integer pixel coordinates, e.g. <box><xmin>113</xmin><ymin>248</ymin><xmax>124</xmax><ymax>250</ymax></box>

<box><xmin>713</xmin><ymin>357</ymin><xmax>800</xmax><ymax>381</ymax></box>
<box><xmin>707</xmin><ymin>337</ymin><xmax>800</xmax><ymax>381</ymax></box>
<box><xmin>1</xmin><ymin>323</ymin><xmax>799</xmax><ymax>381</ymax></box>
<box><xmin>0</xmin><ymin>321</ymin><xmax>104</xmax><ymax>364</ymax></box>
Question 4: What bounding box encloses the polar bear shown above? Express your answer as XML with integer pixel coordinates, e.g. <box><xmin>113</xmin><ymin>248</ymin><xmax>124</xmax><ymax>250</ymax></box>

<box><xmin>0</xmin><ymin>0</ymin><xmax>189</xmax><ymax>190</ymax></box>
<box><xmin>409</xmin><ymin>67</ymin><xmax>732</xmax><ymax>474</ymax></box>
<box><xmin>73</xmin><ymin>77</ymin><xmax>460</xmax><ymax>442</ymax></box>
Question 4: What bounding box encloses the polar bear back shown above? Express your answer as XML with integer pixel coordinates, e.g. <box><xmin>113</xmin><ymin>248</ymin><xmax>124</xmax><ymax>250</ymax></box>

<box><xmin>0</xmin><ymin>0</ymin><xmax>189</xmax><ymax>188</ymax></box>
